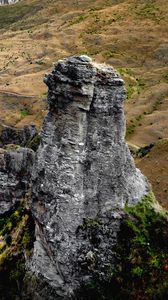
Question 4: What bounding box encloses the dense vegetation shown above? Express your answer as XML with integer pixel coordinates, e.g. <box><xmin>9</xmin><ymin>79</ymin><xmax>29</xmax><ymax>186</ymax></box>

<box><xmin>112</xmin><ymin>193</ymin><xmax>168</xmax><ymax>299</ymax></box>
<box><xmin>0</xmin><ymin>201</ymin><xmax>34</xmax><ymax>299</ymax></box>
<box><xmin>78</xmin><ymin>193</ymin><xmax>168</xmax><ymax>300</ymax></box>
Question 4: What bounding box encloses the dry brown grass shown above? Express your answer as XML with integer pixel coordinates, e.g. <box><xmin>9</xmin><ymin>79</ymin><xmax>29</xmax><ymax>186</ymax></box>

<box><xmin>0</xmin><ymin>0</ymin><xmax>168</xmax><ymax>204</ymax></box>
<box><xmin>136</xmin><ymin>139</ymin><xmax>168</xmax><ymax>209</ymax></box>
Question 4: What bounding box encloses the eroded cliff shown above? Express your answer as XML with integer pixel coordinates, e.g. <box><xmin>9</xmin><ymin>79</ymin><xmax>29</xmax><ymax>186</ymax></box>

<box><xmin>0</xmin><ymin>147</ymin><xmax>34</xmax><ymax>214</ymax></box>
<box><xmin>28</xmin><ymin>55</ymin><xmax>150</xmax><ymax>298</ymax></box>
<box><xmin>1</xmin><ymin>56</ymin><xmax>168</xmax><ymax>300</ymax></box>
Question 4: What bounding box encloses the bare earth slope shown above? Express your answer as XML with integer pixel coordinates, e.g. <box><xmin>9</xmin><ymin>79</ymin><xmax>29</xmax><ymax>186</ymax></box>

<box><xmin>0</xmin><ymin>0</ymin><xmax>168</xmax><ymax>206</ymax></box>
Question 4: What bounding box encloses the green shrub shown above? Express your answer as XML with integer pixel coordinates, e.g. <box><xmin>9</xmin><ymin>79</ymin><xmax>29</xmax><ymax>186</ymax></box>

<box><xmin>27</xmin><ymin>133</ymin><xmax>41</xmax><ymax>151</ymax></box>
<box><xmin>0</xmin><ymin>202</ymin><xmax>35</xmax><ymax>298</ymax></box>
<box><xmin>110</xmin><ymin>193</ymin><xmax>168</xmax><ymax>299</ymax></box>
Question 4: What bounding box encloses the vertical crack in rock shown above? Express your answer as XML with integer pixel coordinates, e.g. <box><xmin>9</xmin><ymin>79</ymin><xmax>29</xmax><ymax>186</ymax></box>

<box><xmin>29</xmin><ymin>55</ymin><xmax>150</xmax><ymax>298</ymax></box>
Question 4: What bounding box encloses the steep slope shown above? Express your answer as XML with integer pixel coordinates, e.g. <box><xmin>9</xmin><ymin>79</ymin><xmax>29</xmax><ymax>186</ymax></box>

<box><xmin>0</xmin><ymin>56</ymin><xmax>168</xmax><ymax>300</ymax></box>
<box><xmin>0</xmin><ymin>0</ymin><xmax>167</xmax><ymax>204</ymax></box>
<box><xmin>136</xmin><ymin>139</ymin><xmax>168</xmax><ymax>209</ymax></box>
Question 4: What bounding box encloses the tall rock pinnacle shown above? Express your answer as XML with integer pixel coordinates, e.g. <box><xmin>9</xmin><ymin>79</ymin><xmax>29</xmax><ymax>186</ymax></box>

<box><xmin>29</xmin><ymin>56</ymin><xmax>150</xmax><ymax>298</ymax></box>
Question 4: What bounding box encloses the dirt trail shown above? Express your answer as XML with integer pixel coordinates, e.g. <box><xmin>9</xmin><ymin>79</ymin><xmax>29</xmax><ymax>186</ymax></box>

<box><xmin>0</xmin><ymin>90</ymin><xmax>36</xmax><ymax>98</ymax></box>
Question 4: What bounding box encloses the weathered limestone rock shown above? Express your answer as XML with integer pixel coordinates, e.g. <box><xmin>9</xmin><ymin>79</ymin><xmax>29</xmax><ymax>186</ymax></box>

<box><xmin>29</xmin><ymin>55</ymin><xmax>150</xmax><ymax>298</ymax></box>
<box><xmin>0</xmin><ymin>147</ymin><xmax>35</xmax><ymax>214</ymax></box>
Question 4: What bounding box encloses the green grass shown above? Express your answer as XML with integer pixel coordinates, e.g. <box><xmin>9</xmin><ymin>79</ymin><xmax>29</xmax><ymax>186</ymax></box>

<box><xmin>118</xmin><ymin>67</ymin><xmax>134</xmax><ymax>77</ymax></box>
<box><xmin>20</xmin><ymin>108</ymin><xmax>29</xmax><ymax>118</ymax></box>
<box><xmin>126</xmin><ymin>80</ymin><xmax>145</xmax><ymax>100</ymax></box>
<box><xmin>68</xmin><ymin>14</ymin><xmax>88</xmax><ymax>26</ymax></box>
<box><xmin>35</xmin><ymin>59</ymin><xmax>45</xmax><ymax>65</ymax></box>
<box><xmin>0</xmin><ymin>204</ymin><xmax>22</xmax><ymax>238</ymax></box>
<box><xmin>135</xmin><ymin>2</ymin><xmax>163</xmax><ymax>23</ymax></box>
<box><xmin>0</xmin><ymin>202</ymin><xmax>34</xmax><ymax>253</ymax></box>
<box><xmin>103</xmin><ymin>50</ymin><xmax>117</xmax><ymax>59</ymax></box>
<box><xmin>117</xmin><ymin>68</ymin><xmax>146</xmax><ymax>100</ymax></box>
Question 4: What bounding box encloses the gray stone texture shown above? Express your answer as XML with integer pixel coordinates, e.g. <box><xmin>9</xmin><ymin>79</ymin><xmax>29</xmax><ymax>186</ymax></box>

<box><xmin>29</xmin><ymin>55</ymin><xmax>150</xmax><ymax>298</ymax></box>
<box><xmin>0</xmin><ymin>124</ymin><xmax>38</xmax><ymax>148</ymax></box>
<box><xmin>0</xmin><ymin>147</ymin><xmax>35</xmax><ymax>214</ymax></box>
<box><xmin>0</xmin><ymin>0</ymin><xmax>18</xmax><ymax>5</ymax></box>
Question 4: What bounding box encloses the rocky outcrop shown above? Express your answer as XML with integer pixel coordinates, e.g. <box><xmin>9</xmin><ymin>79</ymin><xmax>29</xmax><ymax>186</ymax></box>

<box><xmin>0</xmin><ymin>124</ymin><xmax>38</xmax><ymax>148</ymax></box>
<box><xmin>0</xmin><ymin>123</ymin><xmax>38</xmax><ymax>215</ymax></box>
<box><xmin>0</xmin><ymin>147</ymin><xmax>35</xmax><ymax>214</ymax></box>
<box><xmin>0</xmin><ymin>0</ymin><xmax>18</xmax><ymax>5</ymax></box>
<box><xmin>28</xmin><ymin>55</ymin><xmax>150</xmax><ymax>299</ymax></box>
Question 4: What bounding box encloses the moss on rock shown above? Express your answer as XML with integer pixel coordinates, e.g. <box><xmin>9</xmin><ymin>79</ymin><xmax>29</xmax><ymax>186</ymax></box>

<box><xmin>0</xmin><ymin>201</ymin><xmax>35</xmax><ymax>299</ymax></box>
<box><xmin>110</xmin><ymin>192</ymin><xmax>168</xmax><ymax>300</ymax></box>
<box><xmin>26</xmin><ymin>133</ymin><xmax>41</xmax><ymax>152</ymax></box>
<box><xmin>77</xmin><ymin>193</ymin><xmax>168</xmax><ymax>300</ymax></box>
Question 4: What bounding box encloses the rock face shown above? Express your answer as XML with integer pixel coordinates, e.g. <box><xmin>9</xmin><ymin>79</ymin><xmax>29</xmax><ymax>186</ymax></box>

<box><xmin>0</xmin><ymin>124</ymin><xmax>38</xmax><ymax>148</ymax></box>
<box><xmin>29</xmin><ymin>56</ymin><xmax>150</xmax><ymax>298</ymax></box>
<box><xmin>0</xmin><ymin>147</ymin><xmax>35</xmax><ymax>214</ymax></box>
<box><xmin>0</xmin><ymin>0</ymin><xmax>18</xmax><ymax>5</ymax></box>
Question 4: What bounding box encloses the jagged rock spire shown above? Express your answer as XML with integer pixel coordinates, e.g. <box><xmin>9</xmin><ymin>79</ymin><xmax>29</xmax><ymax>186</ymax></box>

<box><xmin>29</xmin><ymin>56</ymin><xmax>150</xmax><ymax>298</ymax></box>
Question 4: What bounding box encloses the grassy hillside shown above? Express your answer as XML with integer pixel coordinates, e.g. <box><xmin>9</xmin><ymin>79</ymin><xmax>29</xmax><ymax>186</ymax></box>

<box><xmin>0</xmin><ymin>0</ymin><xmax>168</xmax><ymax>206</ymax></box>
